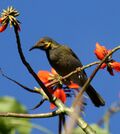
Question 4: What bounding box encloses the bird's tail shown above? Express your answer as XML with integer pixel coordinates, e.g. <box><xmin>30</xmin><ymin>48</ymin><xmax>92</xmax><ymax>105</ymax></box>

<box><xmin>86</xmin><ymin>85</ymin><xmax>105</xmax><ymax>107</ymax></box>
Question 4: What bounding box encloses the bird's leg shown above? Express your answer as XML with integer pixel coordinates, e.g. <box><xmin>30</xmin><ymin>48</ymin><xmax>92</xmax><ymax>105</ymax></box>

<box><xmin>49</xmin><ymin>73</ymin><xmax>63</xmax><ymax>84</ymax></box>
<box><xmin>56</xmin><ymin>75</ymin><xmax>63</xmax><ymax>85</ymax></box>
<box><xmin>76</xmin><ymin>67</ymin><xmax>82</xmax><ymax>73</ymax></box>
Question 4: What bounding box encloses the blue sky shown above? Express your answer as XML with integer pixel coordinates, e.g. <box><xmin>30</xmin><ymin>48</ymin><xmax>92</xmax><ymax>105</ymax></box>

<box><xmin>0</xmin><ymin>1</ymin><xmax>120</xmax><ymax>134</ymax></box>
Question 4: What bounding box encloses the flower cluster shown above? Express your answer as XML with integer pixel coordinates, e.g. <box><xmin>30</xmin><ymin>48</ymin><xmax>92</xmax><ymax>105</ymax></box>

<box><xmin>0</xmin><ymin>6</ymin><xmax>20</xmax><ymax>32</ymax></box>
<box><xmin>94</xmin><ymin>43</ymin><xmax>120</xmax><ymax>75</ymax></box>
<box><xmin>37</xmin><ymin>68</ymin><xmax>79</xmax><ymax>109</ymax></box>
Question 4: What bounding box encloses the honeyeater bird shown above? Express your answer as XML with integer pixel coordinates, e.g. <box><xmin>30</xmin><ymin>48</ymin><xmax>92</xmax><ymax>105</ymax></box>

<box><xmin>29</xmin><ymin>37</ymin><xmax>105</xmax><ymax>107</ymax></box>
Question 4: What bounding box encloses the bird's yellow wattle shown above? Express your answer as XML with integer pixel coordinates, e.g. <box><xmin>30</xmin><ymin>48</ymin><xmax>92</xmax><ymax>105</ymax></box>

<box><xmin>44</xmin><ymin>42</ymin><xmax>51</xmax><ymax>49</ymax></box>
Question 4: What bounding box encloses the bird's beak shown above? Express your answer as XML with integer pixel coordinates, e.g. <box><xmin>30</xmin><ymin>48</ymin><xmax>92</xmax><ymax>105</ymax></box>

<box><xmin>29</xmin><ymin>42</ymin><xmax>45</xmax><ymax>51</ymax></box>
<box><xmin>29</xmin><ymin>45</ymin><xmax>38</xmax><ymax>51</ymax></box>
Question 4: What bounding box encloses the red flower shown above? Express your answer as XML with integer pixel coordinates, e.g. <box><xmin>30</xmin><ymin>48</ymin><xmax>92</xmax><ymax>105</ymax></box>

<box><xmin>37</xmin><ymin>70</ymin><xmax>52</xmax><ymax>84</ymax></box>
<box><xmin>94</xmin><ymin>43</ymin><xmax>120</xmax><ymax>75</ymax></box>
<box><xmin>68</xmin><ymin>81</ymin><xmax>79</xmax><ymax>92</ymax></box>
<box><xmin>109</xmin><ymin>61</ymin><xmax>120</xmax><ymax>72</ymax></box>
<box><xmin>37</xmin><ymin>68</ymin><xmax>66</xmax><ymax>109</ymax></box>
<box><xmin>94</xmin><ymin>42</ymin><xmax>108</xmax><ymax>60</ymax></box>
<box><xmin>51</xmin><ymin>68</ymin><xmax>57</xmax><ymax>75</ymax></box>
<box><xmin>0</xmin><ymin>24</ymin><xmax>7</xmax><ymax>32</ymax></box>
<box><xmin>50</xmin><ymin>88</ymin><xmax>66</xmax><ymax>109</ymax></box>
<box><xmin>37</xmin><ymin>68</ymin><xmax>79</xmax><ymax>109</ymax></box>
<box><xmin>0</xmin><ymin>18</ymin><xmax>8</xmax><ymax>32</ymax></box>
<box><xmin>0</xmin><ymin>18</ymin><xmax>2</xmax><ymax>23</ymax></box>
<box><xmin>100</xmin><ymin>63</ymin><xmax>107</xmax><ymax>69</ymax></box>
<box><xmin>0</xmin><ymin>7</ymin><xmax>20</xmax><ymax>32</ymax></box>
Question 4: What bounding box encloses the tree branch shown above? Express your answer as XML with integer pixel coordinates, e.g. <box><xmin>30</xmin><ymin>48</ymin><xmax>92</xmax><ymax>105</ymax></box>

<box><xmin>66</xmin><ymin>108</ymin><xmax>96</xmax><ymax>134</ymax></box>
<box><xmin>98</xmin><ymin>101</ymin><xmax>120</xmax><ymax>126</ymax></box>
<box><xmin>0</xmin><ymin>68</ymin><xmax>38</xmax><ymax>94</ymax></box>
<box><xmin>13</xmin><ymin>26</ymin><xmax>54</xmax><ymax>102</ymax></box>
<box><xmin>0</xmin><ymin>107</ymin><xmax>96</xmax><ymax>134</ymax></box>
<box><xmin>0</xmin><ymin>110</ymin><xmax>61</xmax><ymax>118</ymax></box>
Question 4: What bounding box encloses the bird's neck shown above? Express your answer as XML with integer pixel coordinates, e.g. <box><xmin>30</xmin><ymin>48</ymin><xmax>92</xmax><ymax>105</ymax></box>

<box><xmin>45</xmin><ymin>44</ymin><xmax>60</xmax><ymax>67</ymax></box>
<box><xmin>45</xmin><ymin>49</ymin><xmax>53</xmax><ymax>66</ymax></box>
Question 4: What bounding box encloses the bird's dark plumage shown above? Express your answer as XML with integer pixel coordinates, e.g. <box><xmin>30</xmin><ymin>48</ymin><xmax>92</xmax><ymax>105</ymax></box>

<box><xmin>29</xmin><ymin>37</ymin><xmax>105</xmax><ymax>107</ymax></box>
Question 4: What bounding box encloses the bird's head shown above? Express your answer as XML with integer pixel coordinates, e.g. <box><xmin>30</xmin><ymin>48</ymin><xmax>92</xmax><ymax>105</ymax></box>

<box><xmin>29</xmin><ymin>37</ymin><xmax>59</xmax><ymax>51</ymax></box>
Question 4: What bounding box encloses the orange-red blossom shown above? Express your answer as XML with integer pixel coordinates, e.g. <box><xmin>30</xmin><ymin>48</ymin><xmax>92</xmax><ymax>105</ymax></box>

<box><xmin>0</xmin><ymin>17</ymin><xmax>20</xmax><ymax>32</ymax></box>
<box><xmin>37</xmin><ymin>68</ymin><xmax>79</xmax><ymax>109</ymax></box>
<box><xmin>0</xmin><ymin>18</ymin><xmax>8</xmax><ymax>32</ymax></box>
<box><xmin>94</xmin><ymin>43</ymin><xmax>120</xmax><ymax>75</ymax></box>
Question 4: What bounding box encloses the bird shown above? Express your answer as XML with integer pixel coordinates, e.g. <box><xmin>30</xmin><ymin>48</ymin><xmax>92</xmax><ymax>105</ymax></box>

<box><xmin>29</xmin><ymin>37</ymin><xmax>105</xmax><ymax>107</ymax></box>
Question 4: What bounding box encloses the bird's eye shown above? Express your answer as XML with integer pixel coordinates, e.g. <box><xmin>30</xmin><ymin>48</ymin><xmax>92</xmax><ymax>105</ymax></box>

<box><xmin>40</xmin><ymin>38</ymin><xmax>45</xmax><ymax>44</ymax></box>
<box><xmin>40</xmin><ymin>40</ymin><xmax>45</xmax><ymax>44</ymax></box>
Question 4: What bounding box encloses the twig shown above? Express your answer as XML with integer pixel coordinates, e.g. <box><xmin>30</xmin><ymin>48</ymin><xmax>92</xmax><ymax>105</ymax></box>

<box><xmin>0</xmin><ymin>107</ymin><xmax>96</xmax><ymax>134</ymax></box>
<box><xmin>98</xmin><ymin>101</ymin><xmax>120</xmax><ymax>126</ymax></box>
<box><xmin>66</xmin><ymin>108</ymin><xmax>96</xmax><ymax>134</ymax></box>
<box><xmin>65</xmin><ymin>96</ymin><xmax>84</xmax><ymax>134</ymax></box>
<box><xmin>0</xmin><ymin>68</ymin><xmax>38</xmax><ymax>94</ymax></box>
<box><xmin>77</xmin><ymin>116</ymin><xmax>96</xmax><ymax>134</ymax></box>
<box><xmin>13</xmin><ymin>25</ymin><xmax>53</xmax><ymax>102</ymax></box>
<box><xmin>58</xmin><ymin>114</ymin><xmax>66</xmax><ymax>134</ymax></box>
<box><xmin>59</xmin><ymin>114</ymin><xmax>63</xmax><ymax>134</ymax></box>
<box><xmin>0</xmin><ymin>110</ymin><xmax>61</xmax><ymax>118</ymax></box>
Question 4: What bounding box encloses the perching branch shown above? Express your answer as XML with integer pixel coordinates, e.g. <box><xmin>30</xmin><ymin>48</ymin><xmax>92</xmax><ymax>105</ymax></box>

<box><xmin>46</xmin><ymin>61</ymin><xmax>100</xmax><ymax>88</ymax></box>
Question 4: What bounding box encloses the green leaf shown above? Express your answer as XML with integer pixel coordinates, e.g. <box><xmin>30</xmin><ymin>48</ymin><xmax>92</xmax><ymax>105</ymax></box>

<box><xmin>0</xmin><ymin>96</ymin><xmax>31</xmax><ymax>134</ymax></box>
<box><xmin>0</xmin><ymin>96</ymin><xmax>27</xmax><ymax>113</ymax></box>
